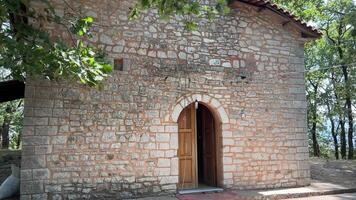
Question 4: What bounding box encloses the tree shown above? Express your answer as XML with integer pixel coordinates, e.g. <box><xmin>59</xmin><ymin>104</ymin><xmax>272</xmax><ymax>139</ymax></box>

<box><xmin>325</xmin><ymin>99</ymin><xmax>339</xmax><ymax>159</ymax></box>
<box><xmin>305</xmin><ymin>45</ymin><xmax>326</xmax><ymax>157</ymax></box>
<box><xmin>1</xmin><ymin>0</ymin><xmax>229</xmax><ymax>89</ymax></box>
<box><xmin>274</xmin><ymin>0</ymin><xmax>355</xmax><ymax>159</ymax></box>
<box><xmin>0</xmin><ymin>100</ymin><xmax>23</xmax><ymax>149</ymax></box>
<box><xmin>321</xmin><ymin>0</ymin><xmax>355</xmax><ymax>159</ymax></box>
<box><xmin>0</xmin><ymin>0</ymin><xmax>113</xmax><ymax>87</ymax></box>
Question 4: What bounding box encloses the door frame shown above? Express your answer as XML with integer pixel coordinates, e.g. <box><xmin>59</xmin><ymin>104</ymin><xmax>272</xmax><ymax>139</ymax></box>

<box><xmin>198</xmin><ymin>103</ymin><xmax>217</xmax><ymax>186</ymax></box>
<box><xmin>177</xmin><ymin>102</ymin><xmax>222</xmax><ymax>189</ymax></box>
<box><xmin>199</xmin><ymin>102</ymin><xmax>222</xmax><ymax>188</ymax></box>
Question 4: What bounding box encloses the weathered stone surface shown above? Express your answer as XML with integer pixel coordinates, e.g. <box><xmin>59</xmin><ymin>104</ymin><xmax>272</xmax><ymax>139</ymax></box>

<box><xmin>22</xmin><ymin>0</ymin><xmax>310</xmax><ymax>199</ymax></box>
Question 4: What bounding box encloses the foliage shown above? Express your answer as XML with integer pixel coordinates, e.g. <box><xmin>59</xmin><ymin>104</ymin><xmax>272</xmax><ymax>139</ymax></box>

<box><xmin>273</xmin><ymin>0</ymin><xmax>356</xmax><ymax>159</ymax></box>
<box><xmin>0</xmin><ymin>100</ymin><xmax>23</xmax><ymax>149</ymax></box>
<box><xmin>0</xmin><ymin>0</ymin><xmax>233</xmax><ymax>149</ymax></box>
<box><xmin>0</xmin><ymin>0</ymin><xmax>112</xmax><ymax>87</ymax></box>
<box><xmin>129</xmin><ymin>0</ymin><xmax>231</xmax><ymax>31</ymax></box>
<box><xmin>272</xmin><ymin>0</ymin><xmax>324</xmax><ymax>22</ymax></box>
<box><xmin>0</xmin><ymin>0</ymin><xmax>232</xmax><ymax>86</ymax></box>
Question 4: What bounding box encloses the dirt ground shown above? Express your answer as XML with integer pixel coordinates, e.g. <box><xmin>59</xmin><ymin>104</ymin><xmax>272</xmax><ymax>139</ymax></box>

<box><xmin>310</xmin><ymin>158</ymin><xmax>356</xmax><ymax>187</ymax></box>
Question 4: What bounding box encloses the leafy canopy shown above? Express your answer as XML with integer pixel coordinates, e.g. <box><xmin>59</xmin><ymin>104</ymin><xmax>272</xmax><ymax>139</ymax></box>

<box><xmin>129</xmin><ymin>0</ymin><xmax>230</xmax><ymax>31</ymax></box>
<box><xmin>0</xmin><ymin>0</ymin><xmax>113</xmax><ymax>87</ymax></box>
<box><xmin>0</xmin><ymin>0</ymin><xmax>230</xmax><ymax>87</ymax></box>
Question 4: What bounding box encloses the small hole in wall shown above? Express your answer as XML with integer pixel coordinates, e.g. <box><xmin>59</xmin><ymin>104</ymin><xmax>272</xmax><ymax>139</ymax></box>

<box><xmin>114</xmin><ymin>58</ymin><xmax>124</xmax><ymax>71</ymax></box>
<box><xmin>106</xmin><ymin>154</ymin><xmax>114</xmax><ymax>160</ymax></box>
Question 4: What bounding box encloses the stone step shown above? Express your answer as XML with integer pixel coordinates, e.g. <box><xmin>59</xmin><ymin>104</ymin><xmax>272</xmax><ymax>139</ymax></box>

<box><xmin>236</xmin><ymin>182</ymin><xmax>356</xmax><ymax>200</ymax></box>
<box><xmin>178</xmin><ymin>187</ymin><xmax>224</xmax><ymax>195</ymax></box>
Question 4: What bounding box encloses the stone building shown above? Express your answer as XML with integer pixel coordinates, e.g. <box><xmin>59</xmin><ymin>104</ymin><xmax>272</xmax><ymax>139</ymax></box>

<box><xmin>21</xmin><ymin>0</ymin><xmax>320</xmax><ymax>199</ymax></box>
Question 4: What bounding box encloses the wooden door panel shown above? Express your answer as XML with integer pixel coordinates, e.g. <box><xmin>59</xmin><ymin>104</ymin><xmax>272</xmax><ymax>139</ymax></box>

<box><xmin>178</xmin><ymin>107</ymin><xmax>191</xmax><ymax>129</ymax></box>
<box><xmin>179</xmin><ymin>158</ymin><xmax>193</xmax><ymax>183</ymax></box>
<box><xmin>179</xmin><ymin>131</ymin><xmax>192</xmax><ymax>156</ymax></box>
<box><xmin>178</xmin><ymin>104</ymin><xmax>196</xmax><ymax>189</ymax></box>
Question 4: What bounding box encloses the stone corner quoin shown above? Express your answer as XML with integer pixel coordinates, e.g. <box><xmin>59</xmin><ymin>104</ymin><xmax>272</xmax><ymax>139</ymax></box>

<box><xmin>21</xmin><ymin>0</ymin><xmax>311</xmax><ymax>199</ymax></box>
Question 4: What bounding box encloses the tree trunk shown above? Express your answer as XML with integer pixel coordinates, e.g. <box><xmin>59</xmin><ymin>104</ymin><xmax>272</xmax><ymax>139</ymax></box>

<box><xmin>340</xmin><ymin>119</ymin><xmax>347</xmax><ymax>159</ymax></box>
<box><xmin>336</xmin><ymin>20</ymin><xmax>354</xmax><ymax>159</ymax></box>
<box><xmin>16</xmin><ymin>131</ymin><xmax>21</xmax><ymax>149</ymax></box>
<box><xmin>1</xmin><ymin>116</ymin><xmax>10</xmax><ymax>149</ymax></box>
<box><xmin>346</xmin><ymin>89</ymin><xmax>354</xmax><ymax>160</ymax></box>
<box><xmin>327</xmin><ymin>102</ymin><xmax>339</xmax><ymax>159</ymax></box>
<box><xmin>311</xmin><ymin>84</ymin><xmax>320</xmax><ymax>157</ymax></box>
<box><xmin>341</xmin><ymin>65</ymin><xmax>354</xmax><ymax>160</ymax></box>
<box><xmin>331</xmin><ymin>119</ymin><xmax>339</xmax><ymax>159</ymax></box>
<box><xmin>311</xmin><ymin>121</ymin><xmax>320</xmax><ymax>157</ymax></box>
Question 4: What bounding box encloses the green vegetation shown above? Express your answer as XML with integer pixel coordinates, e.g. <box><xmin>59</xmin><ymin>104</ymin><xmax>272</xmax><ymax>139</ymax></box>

<box><xmin>0</xmin><ymin>100</ymin><xmax>22</xmax><ymax>149</ymax></box>
<box><xmin>0</xmin><ymin>0</ymin><xmax>354</xmax><ymax>160</ymax></box>
<box><xmin>273</xmin><ymin>0</ymin><xmax>355</xmax><ymax>159</ymax></box>
<box><xmin>0</xmin><ymin>0</ymin><xmax>230</xmax><ymax>150</ymax></box>
<box><xmin>129</xmin><ymin>0</ymin><xmax>230</xmax><ymax>31</ymax></box>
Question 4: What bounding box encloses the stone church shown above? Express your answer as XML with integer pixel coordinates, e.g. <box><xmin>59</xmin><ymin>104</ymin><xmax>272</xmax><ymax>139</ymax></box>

<box><xmin>21</xmin><ymin>0</ymin><xmax>320</xmax><ymax>199</ymax></box>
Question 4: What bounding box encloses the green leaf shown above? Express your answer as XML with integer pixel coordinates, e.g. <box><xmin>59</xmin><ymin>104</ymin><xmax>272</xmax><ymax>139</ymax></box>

<box><xmin>185</xmin><ymin>21</ymin><xmax>198</xmax><ymax>31</ymax></box>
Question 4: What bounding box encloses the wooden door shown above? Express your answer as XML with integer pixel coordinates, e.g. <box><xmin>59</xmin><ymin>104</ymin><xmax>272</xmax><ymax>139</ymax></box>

<box><xmin>178</xmin><ymin>104</ymin><xmax>197</xmax><ymax>189</ymax></box>
<box><xmin>201</xmin><ymin>106</ymin><xmax>216</xmax><ymax>186</ymax></box>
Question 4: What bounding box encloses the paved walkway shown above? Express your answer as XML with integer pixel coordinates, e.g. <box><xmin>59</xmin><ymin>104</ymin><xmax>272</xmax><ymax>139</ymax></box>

<box><xmin>170</xmin><ymin>182</ymin><xmax>356</xmax><ymax>200</ymax></box>
<box><xmin>310</xmin><ymin>158</ymin><xmax>356</xmax><ymax>187</ymax></box>
<box><xmin>138</xmin><ymin>159</ymin><xmax>356</xmax><ymax>200</ymax></box>
<box><xmin>286</xmin><ymin>192</ymin><xmax>356</xmax><ymax>200</ymax></box>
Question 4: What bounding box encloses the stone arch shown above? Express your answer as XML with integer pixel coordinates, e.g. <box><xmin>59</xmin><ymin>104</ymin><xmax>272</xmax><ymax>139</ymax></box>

<box><xmin>171</xmin><ymin>93</ymin><xmax>229</xmax><ymax>124</ymax></box>
<box><xmin>172</xmin><ymin>93</ymin><xmax>229</xmax><ymax>188</ymax></box>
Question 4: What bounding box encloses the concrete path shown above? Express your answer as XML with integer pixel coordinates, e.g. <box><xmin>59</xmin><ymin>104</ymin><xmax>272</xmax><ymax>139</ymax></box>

<box><xmin>285</xmin><ymin>192</ymin><xmax>356</xmax><ymax>200</ymax></box>
<box><xmin>172</xmin><ymin>159</ymin><xmax>356</xmax><ymax>200</ymax></box>
<box><xmin>136</xmin><ymin>181</ymin><xmax>356</xmax><ymax>200</ymax></box>
<box><xmin>94</xmin><ymin>159</ymin><xmax>356</xmax><ymax>200</ymax></box>
<box><xmin>236</xmin><ymin>182</ymin><xmax>356</xmax><ymax>199</ymax></box>
<box><xmin>310</xmin><ymin>158</ymin><xmax>356</xmax><ymax>187</ymax></box>
<box><xmin>137</xmin><ymin>181</ymin><xmax>356</xmax><ymax>200</ymax></box>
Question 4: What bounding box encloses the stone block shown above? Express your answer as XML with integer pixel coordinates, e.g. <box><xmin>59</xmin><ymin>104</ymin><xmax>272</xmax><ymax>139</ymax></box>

<box><xmin>102</xmin><ymin>132</ymin><xmax>116</xmax><ymax>142</ymax></box>
<box><xmin>159</xmin><ymin>176</ymin><xmax>178</xmax><ymax>184</ymax></box>
<box><xmin>157</xmin><ymin>158</ymin><xmax>170</xmax><ymax>167</ymax></box>
<box><xmin>35</xmin><ymin>145</ymin><xmax>52</xmax><ymax>154</ymax></box>
<box><xmin>156</xmin><ymin>133</ymin><xmax>170</xmax><ymax>142</ymax></box>
<box><xmin>22</xmin><ymin>155</ymin><xmax>46</xmax><ymax>169</ymax></box>
<box><xmin>170</xmin><ymin>158</ymin><xmax>179</xmax><ymax>175</ymax></box>
<box><xmin>21</xmin><ymin>169</ymin><xmax>32</xmax><ymax>181</ymax></box>
<box><xmin>51</xmin><ymin>136</ymin><xmax>67</xmax><ymax>144</ymax></box>
<box><xmin>170</xmin><ymin>134</ymin><xmax>178</xmax><ymax>149</ymax></box>
<box><xmin>21</xmin><ymin>180</ymin><xmax>44</xmax><ymax>194</ymax></box>
<box><xmin>35</xmin><ymin>126</ymin><xmax>58</xmax><ymax>135</ymax></box>
<box><xmin>154</xmin><ymin>168</ymin><xmax>170</xmax><ymax>176</ymax></box>
<box><xmin>32</xmin><ymin>194</ymin><xmax>48</xmax><ymax>200</ymax></box>
<box><xmin>164</xmin><ymin>126</ymin><xmax>177</xmax><ymax>133</ymax></box>
<box><xmin>22</xmin><ymin>136</ymin><xmax>50</xmax><ymax>146</ymax></box>
<box><xmin>33</xmin><ymin>169</ymin><xmax>50</xmax><ymax>180</ymax></box>
<box><xmin>172</xmin><ymin>105</ymin><xmax>182</xmax><ymax>122</ymax></box>
<box><xmin>53</xmin><ymin>172</ymin><xmax>71</xmax><ymax>179</ymax></box>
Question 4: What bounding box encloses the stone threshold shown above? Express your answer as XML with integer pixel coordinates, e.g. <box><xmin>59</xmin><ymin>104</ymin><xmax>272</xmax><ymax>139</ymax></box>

<box><xmin>178</xmin><ymin>187</ymin><xmax>224</xmax><ymax>195</ymax></box>
<box><xmin>235</xmin><ymin>182</ymin><xmax>356</xmax><ymax>200</ymax></box>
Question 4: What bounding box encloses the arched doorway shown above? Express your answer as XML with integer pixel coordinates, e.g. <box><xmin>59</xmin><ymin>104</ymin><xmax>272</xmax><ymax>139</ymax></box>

<box><xmin>177</xmin><ymin>102</ymin><xmax>218</xmax><ymax>190</ymax></box>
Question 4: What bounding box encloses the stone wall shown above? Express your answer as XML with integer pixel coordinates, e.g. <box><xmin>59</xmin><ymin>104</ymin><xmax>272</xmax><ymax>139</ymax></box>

<box><xmin>21</xmin><ymin>0</ymin><xmax>310</xmax><ymax>199</ymax></box>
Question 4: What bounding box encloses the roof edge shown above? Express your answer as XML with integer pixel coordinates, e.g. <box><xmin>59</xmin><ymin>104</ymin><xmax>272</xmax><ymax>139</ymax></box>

<box><xmin>230</xmin><ymin>0</ymin><xmax>322</xmax><ymax>39</ymax></box>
